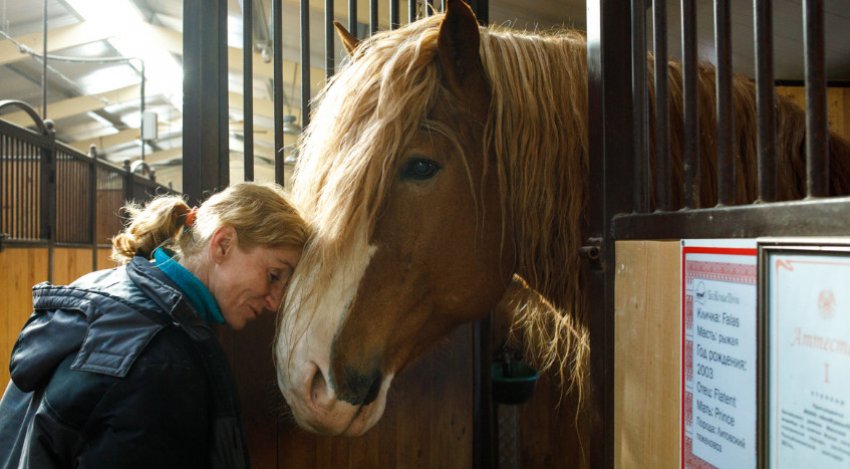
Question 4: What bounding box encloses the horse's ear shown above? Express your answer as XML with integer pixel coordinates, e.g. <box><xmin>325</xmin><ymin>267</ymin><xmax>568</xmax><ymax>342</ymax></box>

<box><xmin>334</xmin><ymin>21</ymin><xmax>361</xmax><ymax>55</ymax></box>
<box><xmin>437</xmin><ymin>0</ymin><xmax>489</xmax><ymax>113</ymax></box>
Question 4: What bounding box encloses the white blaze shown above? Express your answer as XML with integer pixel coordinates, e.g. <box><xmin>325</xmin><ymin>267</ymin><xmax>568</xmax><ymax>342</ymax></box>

<box><xmin>275</xmin><ymin>223</ymin><xmax>389</xmax><ymax>435</ymax></box>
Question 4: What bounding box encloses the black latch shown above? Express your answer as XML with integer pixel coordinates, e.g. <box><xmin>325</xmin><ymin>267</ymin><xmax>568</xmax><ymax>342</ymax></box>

<box><xmin>579</xmin><ymin>237</ymin><xmax>603</xmax><ymax>261</ymax></box>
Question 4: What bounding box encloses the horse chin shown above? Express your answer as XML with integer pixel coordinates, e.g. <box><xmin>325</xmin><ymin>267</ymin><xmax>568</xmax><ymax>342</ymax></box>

<box><xmin>281</xmin><ymin>367</ymin><xmax>394</xmax><ymax>437</ymax></box>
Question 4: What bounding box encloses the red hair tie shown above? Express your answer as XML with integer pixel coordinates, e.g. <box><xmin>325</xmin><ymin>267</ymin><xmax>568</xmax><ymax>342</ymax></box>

<box><xmin>184</xmin><ymin>207</ymin><xmax>198</xmax><ymax>228</ymax></box>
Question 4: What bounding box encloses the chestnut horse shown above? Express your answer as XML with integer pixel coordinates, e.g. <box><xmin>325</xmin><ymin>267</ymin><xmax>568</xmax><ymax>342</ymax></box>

<box><xmin>275</xmin><ymin>0</ymin><xmax>850</xmax><ymax>436</ymax></box>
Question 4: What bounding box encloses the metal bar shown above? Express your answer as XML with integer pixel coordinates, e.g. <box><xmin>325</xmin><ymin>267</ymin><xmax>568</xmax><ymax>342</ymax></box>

<box><xmin>16</xmin><ymin>139</ymin><xmax>21</xmax><ymax>238</ymax></box>
<box><xmin>182</xmin><ymin>0</ymin><xmax>229</xmax><ymax>204</ymax></box>
<box><xmin>425</xmin><ymin>0</ymin><xmax>433</xmax><ymax>17</ymax></box>
<box><xmin>349</xmin><ymin>0</ymin><xmax>358</xmax><ymax>35</ymax></box>
<box><xmin>408</xmin><ymin>0</ymin><xmax>416</xmax><ymax>22</ymax></box>
<box><xmin>613</xmin><ymin>196</ymin><xmax>850</xmax><ymax>239</ymax></box>
<box><xmin>42</xmin><ymin>0</ymin><xmax>47</xmax><ymax>118</ymax></box>
<box><xmin>326</xmin><ymin>0</ymin><xmax>335</xmax><ymax>75</ymax></box>
<box><xmin>682</xmin><ymin>0</ymin><xmax>699</xmax><ymax>208</ymax></box>
<box><xmin>45</xmin><ymin>130</ymin><xmax>55</xmax><ymax>282</ymax></box>
<box><xmin>754</xmin><ymin>0</ymin><xmax>776</xmax><ymax>202</ymax></box>
<box><xmin>243</xmin><ymin>0</ymin><xmax>255</xmax><ymax>182</ymax></box>
<box><xmin>370</xmin><ymin>0</ymin><xmax>378</xmax><ymax>34</ymax></box>
<box><xmin>587</xmin><ymin>0</ymin><xmax>634</xmax><ymax>467</ymax></box>
<box><xmin>273</xmin><ymin>0</ymin><xmax>284</xmax><ymax>185</ymax></box>
<box><xmin>390</xmin><ymin>0</ymin><xmax>399</xmax><ymax>29</ymax></box>
<box><xmin>653</xmin><ymin>0</ymin><xmax>670</xmax><ymax>210</ymax></box>
<box><xmin>0</xmin><ymin>136</ymin><xmax>4</xmax><ymax>239</ymax></box>
<box><xmin>90</xmin><ymin>158</ymin><xmax>97</xmax><ymax>269</ymax></box>
<box><xmin>472</xmin><ymin>319</ymin><xmax>493</xmax><ymax>469</ymax></box>
<box><xmin>468</xmin><ymin>0</ymin><xmax>487</xmax><ymax>23</ymax></box>
<box><xmin>632</xmin><ymin>0</ymin><xmax>648</xmax><ymax>212</ymax></box>
<box><xmin>715</xmin><ymin>0</ymin><xmax>735</xmax><ymax>205</ymax></box>
<box><xmin>803</xmin><ymin>0</ymin><xmax>828</xmax><ymax>197</ymax></box>
<box><xmin>301</xmin><ymin>0</ymin><xmax>311</xmax><ymax>129</ymax></box>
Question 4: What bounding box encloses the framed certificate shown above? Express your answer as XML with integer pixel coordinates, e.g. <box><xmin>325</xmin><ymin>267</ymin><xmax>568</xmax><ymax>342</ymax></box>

<box><xmin>760</xmin><ymin>239</ymin><xmax>850</xmax><ymax>468</ymax></box>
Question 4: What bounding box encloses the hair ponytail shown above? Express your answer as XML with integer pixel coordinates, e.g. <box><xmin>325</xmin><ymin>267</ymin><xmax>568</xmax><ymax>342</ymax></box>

<box><xmin>111</xmin><ymin>196</ymin><xmax>192</xmax><ymax>264</ymax></box>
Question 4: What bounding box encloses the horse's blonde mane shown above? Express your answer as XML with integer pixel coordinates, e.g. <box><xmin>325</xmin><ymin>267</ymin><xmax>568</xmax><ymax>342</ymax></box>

<box><xmin>478</xmin><ymin>27</ymin><xmax>591</xmax><ymax>392</ymax></box>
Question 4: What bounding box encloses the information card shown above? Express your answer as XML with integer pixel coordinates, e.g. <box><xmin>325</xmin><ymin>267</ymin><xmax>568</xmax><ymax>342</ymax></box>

<box><xmin>766</xmin><ymin>249</ymin><xmax>850</xmax><ymax>467</ymax></box>
<box><xmin>681</xmin><ymin>240</ymin><xmax>757</xmax><ymax>469</ymax></box>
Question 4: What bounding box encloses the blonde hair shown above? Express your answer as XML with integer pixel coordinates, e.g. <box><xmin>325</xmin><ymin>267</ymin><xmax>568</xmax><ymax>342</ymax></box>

<box><xmin>111</xmin><ymin>182</ymin><xmax>310</xmax><ymax>264</ymax></box>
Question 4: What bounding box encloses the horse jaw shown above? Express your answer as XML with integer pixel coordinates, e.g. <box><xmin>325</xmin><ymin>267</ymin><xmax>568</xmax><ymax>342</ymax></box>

<box><xmin>275</xmin><ymin>224</ymin><xmax>391</xmax><ymax>436</ymax></box>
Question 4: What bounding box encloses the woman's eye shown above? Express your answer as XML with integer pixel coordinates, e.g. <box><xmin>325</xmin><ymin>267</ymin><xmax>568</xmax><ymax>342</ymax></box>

<box><xmin>400</xmin><ymin>158</ymin><xmax>441</xmax><ymax>181</ymax></box>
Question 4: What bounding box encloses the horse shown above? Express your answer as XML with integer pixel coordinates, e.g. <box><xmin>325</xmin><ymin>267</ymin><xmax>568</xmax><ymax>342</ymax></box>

<box><xmin>274</xmin><ymin>0</ymin><xmax>850</xmax><ymax>437</ymax></box>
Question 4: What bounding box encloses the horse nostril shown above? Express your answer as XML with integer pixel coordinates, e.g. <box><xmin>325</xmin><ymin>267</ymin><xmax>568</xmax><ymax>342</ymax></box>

<box><xmin>335</xmin><ymin>367</ymin><xmax>383</xmax><ymax>406</ymax></box>
<box><xmin>309</xmin><ymin>366</ymin><xmax>329</xmax><ymax>405</ymax></box>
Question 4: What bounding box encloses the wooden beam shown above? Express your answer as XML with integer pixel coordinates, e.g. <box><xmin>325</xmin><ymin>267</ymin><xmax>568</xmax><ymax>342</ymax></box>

<box><xmin>144</xmin><ymin>147</ymin><xmax>182</xmax><ymax>164</ymax></box>
<box><xmin>0</xmin><ymin>22</ymin><xmax>113</xmax><ymax>66</ymax></box>
<box><xmin>68</xmin><ymin>128</ymin><xmax>139</xmax><ymax>153</ymax></box>
<box><xmin>145</xmin><ymin>23</ymin><xmax>323</xmax><ymax>85</ymax></box>
<box><xmin>3</xmin><ymin>85</ymin><xmax>141</xmax><ymax>127</ymax></box>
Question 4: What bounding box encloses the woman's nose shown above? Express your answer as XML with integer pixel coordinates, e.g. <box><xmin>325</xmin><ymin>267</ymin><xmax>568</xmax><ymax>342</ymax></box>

<box><xmin>265</xmin><ymin>289</ymin><xmax>283</xmax><ymax>311</ymax></box>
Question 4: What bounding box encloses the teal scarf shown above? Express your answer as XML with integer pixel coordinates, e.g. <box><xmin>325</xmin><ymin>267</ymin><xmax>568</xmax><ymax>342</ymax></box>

<box><xmin>153</xmin><ymin>247</ymin><xmax>225</xmax><ymax>324</ymax></box>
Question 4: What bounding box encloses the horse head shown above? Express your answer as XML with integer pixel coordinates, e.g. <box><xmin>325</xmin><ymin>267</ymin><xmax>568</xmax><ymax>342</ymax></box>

<box><xmin>274</xmin><ymin>0</ymin><xmax>524</xmax><ymax>436</ymax></box>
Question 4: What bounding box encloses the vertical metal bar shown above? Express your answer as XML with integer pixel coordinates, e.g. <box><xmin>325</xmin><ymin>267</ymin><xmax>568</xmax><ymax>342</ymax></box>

<box><xmin>715</xmin><ymin>0</ymin><xmax>735</xmax><ymax>205</ymax></box>
<box><xmin>16</xmin><ymin>139</ymin><xmax>21</xmax><ymax>238</ymax></box>
<box><xmin>408</xmin><ymin>0</ymin><xmax>416</xmax><ymax>22</ymax></box>
<box><xmin>273</xmin><ymin>0</ymin><xmax>284</xmax><ymax>185</ymax></box>
<box><xmin>588</xmin><ymin>0</ymin><xmax>634</xmax><ymax>466</ymax></box>
<box><xmin>754</xmin><ymin>0</ymin><xmax>776</xmax><ymax>202</ymax></box>
<box><xmin>425</xmin><ymin>0</ymin><xmax>433</xmax><ymax>17</ymax></box>
<box><xmin>468</xmin><ymin>0</ymin><xmax>487</xmax><ymax>23</ymax></box>
<box><xmin>632</xmin><ymin>0</ymin><xmax>648</xmax><ymax>213</ymax></box>
<box><xmin>653</xmin><ymin>0</ymin><xmax>671</xmax><ymax>211</ymax></box>
<box><xmin>90</xmin><ymin>159</ymin><xmax>97</xmax><ymax>268</ymax></box>
<box><xmin>349</xmin><ymin>0</ymin><xmax>358</xmax><ymax>35</ymax></box>
<box><xmin>182</xmin><ymin>0</ymin><xmax>229</xmax><ymax>205</ymax></box>
<box><xmin>45</xmin><ymin>130</ymin><xmax>55</xmax><ymax>282</ymax></box>
<box><xmin>26</xmin><ymin>143</ymin><xmax>31</xmax><ymax>240</ymax></box>
<box><xmin>390</xmin><ymin>0</ymin><xmax>399</xmax><ymax>29</ymax></box>
<box><xmin>42</xmin><ymin>0</ymin><xmax>47</xmax><ymax>119</ymax></box>
<box><xmin>370</xmin><ymin>0</ymin><xmax>378</xmax><ymax>34</ymax></box>
<box><xmin>682</xmin><ymin>0</ymin><xmax>699</xmax><ymax>208</ymax></box>
<box><xmin>301</xmin><ymin>0</ymin><xmax>312</xmax><ymax>129</ymax></box>
<box><xmin>243</xmin><ymin>0</ymin><xmax>255</xmax><ymax>182</ymax></box>
<box><xmin>0</xmin><ymin>136</ymin><xmax>4</xmax><ymax>239</ymax></box>
<box><xmin>326</xmin><ymin>0</ymin><xmax>335</xmax><ymax>76</ymax></box>
<box><xmin>803</xmin><ymin>0</ymin><xmax>828</xmax><ymax>197</ymax></box>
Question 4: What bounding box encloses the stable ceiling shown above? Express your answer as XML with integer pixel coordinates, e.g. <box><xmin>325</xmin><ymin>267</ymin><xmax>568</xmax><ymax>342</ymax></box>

<box><xmin>0</xmin><ymin>0</ymin><xmax>847</xmax><ymax>191</ymax></box>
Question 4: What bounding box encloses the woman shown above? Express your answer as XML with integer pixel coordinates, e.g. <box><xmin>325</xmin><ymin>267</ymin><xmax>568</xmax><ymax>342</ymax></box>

<box><xmin>0</xmin><ymin>182</ymin><xmax>310</xmax><ymax>469</ymax></box>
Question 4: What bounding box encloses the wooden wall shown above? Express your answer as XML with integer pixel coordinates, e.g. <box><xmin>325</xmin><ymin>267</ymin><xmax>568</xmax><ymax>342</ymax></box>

<box><xmin>221</xmin><ymin>319</ymin><xmax>475</xmax><ymax>468</ymax></box>
<box><xmin>614</xmin><ymin>241</ymin><xmax>681</xmax><ymax>468</ymax></box>
<box><xmin>776</xmin><ymin>85</ymin><xmax>850</xmax><ymax>139</ymax></box>
<box><xmin>0</xmin><ymin>248</ymin><xmax>48</xmax><ymax>388</ymax></box>
<box><xmin>1</xmin><ymin>247</ymin><xmax>116</xmax><ymax>389</ymax></box>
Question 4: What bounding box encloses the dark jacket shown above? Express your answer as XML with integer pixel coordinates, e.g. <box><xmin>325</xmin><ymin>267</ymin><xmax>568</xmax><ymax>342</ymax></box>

<box><xmin>0</xmin><ymin>257</ymin><xmax>249</xmax><ymax>469</ymax></box>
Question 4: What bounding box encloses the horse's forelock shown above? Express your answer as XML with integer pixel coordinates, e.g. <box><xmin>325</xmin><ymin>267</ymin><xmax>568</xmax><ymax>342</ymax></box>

<box><xmin>285</xmin><ymin>16</ymin><xmax>449</xmax><ymax>328</ymax></box>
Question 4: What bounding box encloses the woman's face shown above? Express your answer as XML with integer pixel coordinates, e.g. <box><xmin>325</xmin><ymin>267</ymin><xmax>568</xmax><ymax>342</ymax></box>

<box><xmin>208</xmin><ymin>227</ymin><xmax>301</xmax><ymax>330</ymax></box>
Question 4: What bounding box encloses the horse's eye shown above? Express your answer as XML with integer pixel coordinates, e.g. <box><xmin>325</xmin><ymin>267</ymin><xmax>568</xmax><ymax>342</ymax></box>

<box><xmin>400</xmin><ymin>158</ymin><xmax>441</xmax><ymax>181</ymax></box>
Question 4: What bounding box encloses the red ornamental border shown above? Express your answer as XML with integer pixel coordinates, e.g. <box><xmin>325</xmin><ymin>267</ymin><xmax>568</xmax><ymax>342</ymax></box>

<box><xmin>686</xmin><ymin>260</ymin><xmax>756</xmax><ymax>284</ymax></box>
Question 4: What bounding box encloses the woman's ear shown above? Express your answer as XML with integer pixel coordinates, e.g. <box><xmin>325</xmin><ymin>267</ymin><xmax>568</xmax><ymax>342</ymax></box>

<box><xmin>209</xmin><ymin>225</ymin><xmax>237</xmax><ymax>263</ymax></box>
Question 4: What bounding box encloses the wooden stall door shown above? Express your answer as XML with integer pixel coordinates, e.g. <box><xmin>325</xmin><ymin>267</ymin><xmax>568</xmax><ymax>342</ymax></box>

<box><xmin>614</xmin><ymin>241</ymin><xmax>682</xmax><ymax>468</ymax></box>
